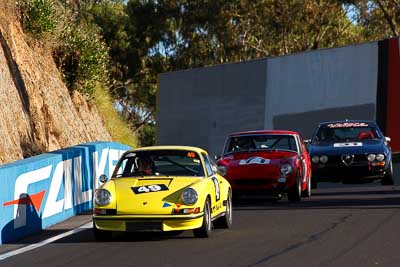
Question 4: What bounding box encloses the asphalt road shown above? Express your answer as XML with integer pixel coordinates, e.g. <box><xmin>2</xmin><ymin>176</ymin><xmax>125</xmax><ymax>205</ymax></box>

<box><xmin>0</xmin><ymin>182</ymin><xmax>399</xmax><ymax>267</ymax></box>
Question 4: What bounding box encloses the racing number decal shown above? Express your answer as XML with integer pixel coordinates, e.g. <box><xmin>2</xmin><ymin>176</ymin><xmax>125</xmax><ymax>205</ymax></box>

<box><xmin>211</xmin><ymin>177</ymin><xmax>220</xmax><ymax>201</ymax></box>
<box><xmin>139</xmin><ymin>185</ymin><xmax>161</xmax><ymax>193</ymax></box>
<box><xmin>132</xmin><ymin>184</ymin><xmax>168</xmax><ymax>194</ymax></box>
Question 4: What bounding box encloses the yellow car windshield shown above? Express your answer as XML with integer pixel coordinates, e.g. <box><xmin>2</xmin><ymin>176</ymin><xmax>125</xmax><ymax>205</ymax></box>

<box><xmin>113</xmin><ymin>150</ymin><xmax>205</xmax><ymax>177</ymax></box>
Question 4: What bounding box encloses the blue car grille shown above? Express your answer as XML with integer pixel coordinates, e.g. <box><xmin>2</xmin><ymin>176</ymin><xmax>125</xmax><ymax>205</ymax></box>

<box><xmin>319</xmin><ymin>154</ymin><xmax>368</xmax><ymax>166</ymax></box>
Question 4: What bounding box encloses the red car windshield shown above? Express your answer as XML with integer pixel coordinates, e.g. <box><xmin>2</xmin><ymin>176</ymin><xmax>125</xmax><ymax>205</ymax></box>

<box><xmin>224</xmin><ymin>135</ymin><xmax>298</xmax><ymax>155</ymax></box>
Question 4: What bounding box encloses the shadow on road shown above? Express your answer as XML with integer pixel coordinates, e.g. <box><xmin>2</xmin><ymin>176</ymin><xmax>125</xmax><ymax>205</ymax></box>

<box><xmin>3</xmin><ymin>185</ymin><xmax>399</xmax><ymax>247</ymax></box>
<box><xmin>48</xmin><ymin>228</ymin><xmax>196</xmax><ymax>244</ymax></box>
<box><xmin>312</xmin><ymin>189</ymin><xmax>400</xmax><ymax>197</ymax></box>
<box><xmin>1</xmin><ymin>228</ymin><xmax>195</xmax><ymax>247</ymax></box>
<box><xmin>233</xmin><ymin>185</ymin><xmax>400</xmax><ymax>211</ymax></box>
<box><xmin>234</xmin><ymin>196</ymin><xmax>400</xmax><ymax>210</ymax></box>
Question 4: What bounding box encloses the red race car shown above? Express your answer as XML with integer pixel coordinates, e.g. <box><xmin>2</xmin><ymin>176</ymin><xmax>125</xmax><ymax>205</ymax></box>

<box><xmin>216</xmin><ymin>130</ymin><xmax>312</xmax><ymax>202</ymax></box>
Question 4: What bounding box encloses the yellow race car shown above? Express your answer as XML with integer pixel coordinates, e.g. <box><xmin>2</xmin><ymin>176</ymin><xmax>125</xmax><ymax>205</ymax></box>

<box><xmin>93</xmin><ymin>146</ymin><xmax>232</xmax><ymax>239</ymax></box>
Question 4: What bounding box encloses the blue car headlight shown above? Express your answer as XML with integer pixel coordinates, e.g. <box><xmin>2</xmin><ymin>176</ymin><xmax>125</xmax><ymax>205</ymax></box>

<box><xmin>319</xmin><ymin>155</ymin><xmax>328</xmax><ymax>164</ymax></box>
<box><xmin>311</xmin><ymin>156</ymin><xmax>320</xmax><ymax>164</ymax></box>
<box><xmin>376</xmin><ymin>154</ymin><xmax>385</xmax><ymax>161</ymax></box>
<box><xmin>367</xmin><ymin>154</ymin><xmax>376</xmax><ymax>162</ymax></box>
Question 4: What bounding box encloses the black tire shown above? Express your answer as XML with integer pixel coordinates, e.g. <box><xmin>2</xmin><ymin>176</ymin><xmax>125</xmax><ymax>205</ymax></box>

<box><xmin>301</xmin><ymin>174</ymin><xmax>311</xmax><ymax>198</ymax></box>
<box><xmin>213</xmin><ymin>191</ymin><xmax>233</xmax><ymax>229</ymax></box>
<box><xmin>288</xmin><ymin>173</ymin><xmax>301</xmax><ymax>202</ymax></box>
<box><xmin>311</xmin><ymin>179</ymin><xmax>318</xmax><ymax>189</ymax></box>
<box><xmin>232</xmin><ymin>191</ymin><xmax>241</xmax><ymax>204</ymax></box>
<box><xmin>93</xmin><ymin>222</ymin><xmax>112</xmax><ymax>241</ymax></box>
<box><xmin>382</xmin><ymin>161</ymin><xmax>394</xmax><ymax>185</ymax></box>
<box><xmin>193</xmin><ymin>198</ymin><xmax>212</xmax><ymax>238</ymax></box>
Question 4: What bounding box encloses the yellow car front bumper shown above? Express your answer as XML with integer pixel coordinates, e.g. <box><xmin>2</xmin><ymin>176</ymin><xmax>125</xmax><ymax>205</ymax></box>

<box><xmin>93</xmin><ymin>213</ymin><xmax>204</xmax><ymax>232</ymax></box>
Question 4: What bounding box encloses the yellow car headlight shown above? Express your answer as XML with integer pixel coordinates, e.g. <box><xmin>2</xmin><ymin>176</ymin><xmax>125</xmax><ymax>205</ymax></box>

<box><xmin>95</xmin><ymin>189</ymin><xmax>112</xmax><ymax>206</ymax></box>
<box><xmin>181</xmin><ymin>188</ymin><xmax>198</xmax><ymax>205</ymax></box>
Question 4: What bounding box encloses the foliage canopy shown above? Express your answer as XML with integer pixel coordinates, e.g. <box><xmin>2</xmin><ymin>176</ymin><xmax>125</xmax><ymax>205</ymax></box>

<box><xmin>19</xmin><ymin>0</ymin><xmax>400</xmax><ymax>145</ymax></box>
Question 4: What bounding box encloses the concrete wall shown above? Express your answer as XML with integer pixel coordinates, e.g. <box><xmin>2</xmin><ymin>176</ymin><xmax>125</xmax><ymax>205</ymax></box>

<box><xmin>265</xmin><ymin>42</ymin><xmax>378</xmax><ymax>138</ymax></box>
<box><xmin>0</xmin><ymin>142</ymin><xmax>130</xmax><ymax>244</ymax></box>
<box><xmin>158</xmin><ymin>60</ymin><xmax>267</xmax><ymax>156</ymax></box>
<box><xmin>158</xmin><ymin>38</ymin><xmax>400</xmax><ymax>154</ymax></box>
<box><xmin>273</xmin><ymin>104</ymin><xmax>376</xmax><ymax>138</ymax></box>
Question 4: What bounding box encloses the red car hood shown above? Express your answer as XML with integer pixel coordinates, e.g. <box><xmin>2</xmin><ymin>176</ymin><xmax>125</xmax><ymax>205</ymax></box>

<box><xmin>219</xmin><ymin>150</ymin><xmax>298</xmax><ymax>179</ymax></box>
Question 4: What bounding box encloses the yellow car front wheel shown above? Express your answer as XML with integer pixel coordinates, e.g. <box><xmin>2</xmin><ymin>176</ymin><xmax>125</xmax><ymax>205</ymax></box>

<box><xmin>214</xmin><ymin>191</ymin><xmax>232</xmax><ymax>229</ymax></box>
<box><xmin>193</xmin><ymin>198</ymin><xmax>212</xmax><ymax>238</ymax></box>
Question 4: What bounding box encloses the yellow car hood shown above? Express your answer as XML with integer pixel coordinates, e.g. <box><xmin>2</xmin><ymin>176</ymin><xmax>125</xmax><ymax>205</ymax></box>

<box><xmin>114</xmin><ymin>176</ymin><xmax>202</xmax><ymax>215</ymax></box>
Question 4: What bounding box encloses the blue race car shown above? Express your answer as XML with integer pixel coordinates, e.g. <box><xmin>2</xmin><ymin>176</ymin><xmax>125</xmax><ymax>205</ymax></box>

<box><xmin>308</xmin><ymin>120</ymin><xmax>393</xmax><ymax>187</ymax></box>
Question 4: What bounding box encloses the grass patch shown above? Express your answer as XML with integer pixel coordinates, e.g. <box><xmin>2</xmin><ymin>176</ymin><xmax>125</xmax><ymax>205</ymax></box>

<box><xmin>93</xmin><ymin>84</ymin><xmax>137</xmax><ymax>148</ymax></box>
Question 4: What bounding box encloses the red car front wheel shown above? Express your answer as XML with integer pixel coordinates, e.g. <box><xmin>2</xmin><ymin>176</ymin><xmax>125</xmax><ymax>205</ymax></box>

<box><xmin>288</xmin><ymin>173</ymin><xmax>301</xmax><ymax>202</ymax></box>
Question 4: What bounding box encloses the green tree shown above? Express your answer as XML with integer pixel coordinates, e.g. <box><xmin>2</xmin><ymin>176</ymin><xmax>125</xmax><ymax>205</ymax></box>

<box><xmin>345</xmin><ymin>0</ymin><xmax>400</xmax><ymax>39</ymax></box>
<box><xmin>81</xmin><ymin>0</ymin><xmax>376</xmax><ymax>146</ymax></box>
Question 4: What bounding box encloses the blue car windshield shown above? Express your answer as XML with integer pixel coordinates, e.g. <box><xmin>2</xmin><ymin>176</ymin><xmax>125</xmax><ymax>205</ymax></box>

<box><xmin>314</xmin><ymin>125</ymin><xmax>380</xmax><ymax>143</ymax></box>
<box><xmin>113</xmin><ymin>150</ymin><xmax>205</xmax><ymax>177</ymax></box>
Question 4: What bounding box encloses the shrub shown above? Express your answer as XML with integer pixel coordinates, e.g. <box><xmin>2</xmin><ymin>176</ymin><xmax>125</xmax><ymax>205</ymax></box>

<box><xmin>93</xmin><ymin>83</ymin><xmax>138</xmax><ymax>148</ymax></box>
<box><xmin>18</xmin><ymin>0</ymin><xmax>110</xmax><ymax>98</ymax></box>
<box><xmin>19</xmin><ymin>0</ymin><xmax>57</xmax><ymax>36</ymax></box>
<box><xmin>16</xmin><ymin>0</ymin><xmax>138</xmax><ymax>143</ymax></box>
<box><xmin>54</xmin><ymin>21</ymin><xmax>110</xmax><ymax>98</ymax></box>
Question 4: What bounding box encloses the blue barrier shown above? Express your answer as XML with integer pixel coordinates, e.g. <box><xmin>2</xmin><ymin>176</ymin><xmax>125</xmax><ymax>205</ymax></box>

<box><xmin>0</xmin><ymin>142</ymin><xmax>131</xmax><ymax>244</ymax></box>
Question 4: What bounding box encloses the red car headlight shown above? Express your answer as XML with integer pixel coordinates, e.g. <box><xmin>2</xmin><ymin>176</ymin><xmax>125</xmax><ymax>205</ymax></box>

<box><xmin>217</xmin><ymin>165</ymin><xmax>227</xmax><ymax>176</ymax></box>
<box><xmin>280</xmin><ymin>163</ymin><xmax>293</xmax><ymax>176</ymax></box>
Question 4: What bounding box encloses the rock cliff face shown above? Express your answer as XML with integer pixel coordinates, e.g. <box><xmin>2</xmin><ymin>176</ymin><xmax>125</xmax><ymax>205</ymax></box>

<box><xmin>0</xmin><ymin>2</ymin><xmax>111</xmax><ymax>164</ymax></box>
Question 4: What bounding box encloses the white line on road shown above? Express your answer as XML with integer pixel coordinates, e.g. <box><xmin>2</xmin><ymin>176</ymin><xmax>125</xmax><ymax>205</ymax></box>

<box><xmin>0</xmin><ymin>221</ymin><xmax>93</xmax><ymax>261</ymax></box>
